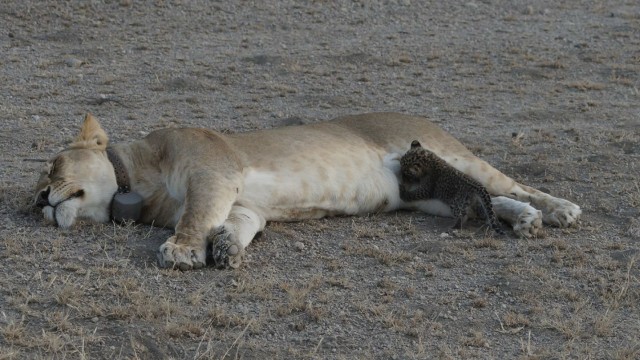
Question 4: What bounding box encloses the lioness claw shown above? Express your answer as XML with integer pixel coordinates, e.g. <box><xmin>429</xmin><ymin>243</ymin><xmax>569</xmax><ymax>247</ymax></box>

<box><xmin>157</xmin><ymin>237</ymin><xmax>206</xmax><ymax>271</ymax></box>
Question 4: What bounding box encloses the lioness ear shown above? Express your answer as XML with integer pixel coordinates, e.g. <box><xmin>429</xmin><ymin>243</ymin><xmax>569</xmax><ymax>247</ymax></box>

<box><xmin>70</xmin><ymin>113</ymin><xmax>109</xmax><ymax>150</ymax></box>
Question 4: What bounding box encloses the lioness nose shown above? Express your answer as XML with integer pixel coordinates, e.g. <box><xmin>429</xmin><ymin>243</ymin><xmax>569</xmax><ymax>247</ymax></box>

<box><xmin>36</xmin><ymin>188</ymin><xmax>51</xmax><ymax>208</ymax></box>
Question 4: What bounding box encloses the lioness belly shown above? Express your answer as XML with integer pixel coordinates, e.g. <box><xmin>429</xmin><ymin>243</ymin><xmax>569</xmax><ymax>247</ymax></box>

<box><xmin>237</xmin><ymin>148</ymin><xmax>402</xmax><ymax>221</ymax></box>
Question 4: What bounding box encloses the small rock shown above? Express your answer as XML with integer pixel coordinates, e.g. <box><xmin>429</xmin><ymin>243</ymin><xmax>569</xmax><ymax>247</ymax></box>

<box><xmin>439</xmin><ymin>232</ymin><xmax>450</xmax><ymax>238</ymax></box>
<box><xmin>64</xmin><ymin>58</ymin><xmax>83</xmax><ymax>67</ymax></box>
<box><xmin>91</xmin><ymin>317</ymin><xmax>99</xmax><ymax>323</ymax></box>
<box><xmin>293</xmin><ymin>241</ymin><xmax>305</xmax><ymax>251</ymax></box>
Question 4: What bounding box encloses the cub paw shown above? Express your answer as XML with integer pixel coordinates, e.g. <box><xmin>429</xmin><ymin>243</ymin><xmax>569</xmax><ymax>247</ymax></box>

<box><xmin>543</xmin><ymin>200</ymin><xmax>582</xmax><ymax>228</ymax></box>
<box><xmin>209</xmin><ymin>232</ymin><xmax>245</xmax><ymax>269</ymax></box>
<box><xmin>513</xmin><ymin>208</ymin><xmax>543</xmax><ymax>238</ymax></box>
<box><xmin>157</xmin><ymin>236</ymin><xmax>206</xmax><ymax>271</ymax></box>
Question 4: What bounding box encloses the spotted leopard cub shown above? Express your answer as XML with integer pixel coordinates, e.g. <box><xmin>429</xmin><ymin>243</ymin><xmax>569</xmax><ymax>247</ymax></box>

<box><xmin>399</xmin><ymin>140</ymin><xmax>504</xmax><ymax>235</ymax></box>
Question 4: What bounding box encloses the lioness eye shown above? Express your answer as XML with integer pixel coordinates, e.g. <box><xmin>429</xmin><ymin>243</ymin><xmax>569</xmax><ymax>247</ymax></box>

<box><xmin>72</xmin><ymin>190</ymin><xmax>85</xmax><ymax>198</ymax></box>
<box><xmin>49</xmin><ymin>157</ymin><xmax>64</xmax><ymax>176</ymax></box>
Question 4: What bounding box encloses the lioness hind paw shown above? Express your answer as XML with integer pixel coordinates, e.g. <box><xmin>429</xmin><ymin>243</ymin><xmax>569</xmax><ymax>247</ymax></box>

<box><xmin>208</xmin><ymin>239</ymin><xmax>244</xmax><ymax>269</ymax></box>
<box><xmin>543</xmin><ymin>202</ymin><xmax>582</xmax><ymax>228</ymax></box>
<box><xmin>513</xmin><ymin>208</ymin><xmax>543</xmax><ymax>238</ymax></box>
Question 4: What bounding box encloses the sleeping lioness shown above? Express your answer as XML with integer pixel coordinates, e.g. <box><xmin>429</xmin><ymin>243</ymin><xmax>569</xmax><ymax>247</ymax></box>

<box><xmin>33</xmin><ymin>113</ymin><xmax>581</xmax><ymax>270</ymax></box>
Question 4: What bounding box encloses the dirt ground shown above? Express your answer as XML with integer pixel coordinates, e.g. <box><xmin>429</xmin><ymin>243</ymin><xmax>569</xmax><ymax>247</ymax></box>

<box><xmin>1</xmin><ymin>0</ymin><xmax>639</xmax><ymax>359</ymax></box>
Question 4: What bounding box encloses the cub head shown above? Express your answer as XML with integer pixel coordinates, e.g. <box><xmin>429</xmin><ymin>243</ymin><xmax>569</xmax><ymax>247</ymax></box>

<box><xmin>400</xmin><ymin>140</ymin><xmax>429</xmax><ymax>182</ymax></box>
<box><xmin>33</xmin><ymin>114</ymin><xmax>118</xmax><ymax>228</ymax></box>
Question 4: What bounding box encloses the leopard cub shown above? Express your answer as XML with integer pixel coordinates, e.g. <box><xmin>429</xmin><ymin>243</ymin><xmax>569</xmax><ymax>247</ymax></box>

<box><xmin>399</xmin><ymin>140</ymin><xmax>504</xmax><ymax>235</ymax></box>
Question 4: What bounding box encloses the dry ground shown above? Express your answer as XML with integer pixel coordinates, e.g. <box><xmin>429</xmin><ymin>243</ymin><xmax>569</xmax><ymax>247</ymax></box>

<box><xmin>1</xmin><ymin>1</ymin><xmax>639</xmax><ymax>359</ymax></box>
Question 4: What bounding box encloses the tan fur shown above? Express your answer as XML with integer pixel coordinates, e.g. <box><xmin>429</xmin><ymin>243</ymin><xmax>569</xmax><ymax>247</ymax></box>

<box><xmin>33</xmin><ymin>113</ymin><xmax>581</xmax><ymax>270</ymax></box>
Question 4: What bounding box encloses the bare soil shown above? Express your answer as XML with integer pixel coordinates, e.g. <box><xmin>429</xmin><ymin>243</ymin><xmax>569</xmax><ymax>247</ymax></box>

<box><xmin>1</xmin><ymin>1</ymin><xmax>639</xmax><ymax>359</ymax></box>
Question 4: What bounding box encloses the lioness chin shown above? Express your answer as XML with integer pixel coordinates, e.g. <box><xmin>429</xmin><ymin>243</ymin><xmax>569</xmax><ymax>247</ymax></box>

<box><xmin>34</xmin><ymin>113</ymin><xmax>581</xmax><ymax>270</ymax></box>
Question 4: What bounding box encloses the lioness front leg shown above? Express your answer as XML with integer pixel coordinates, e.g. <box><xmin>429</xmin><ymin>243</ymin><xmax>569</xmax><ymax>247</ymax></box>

<box><xmin>158</xmin><ymin>176</ymin><xmax>238</xmax><ymax>271</ymax></box>
<box><xmin>209</xmin><ymin>205</ymin><xmax>266</xmax><ymax>269</ymax></box>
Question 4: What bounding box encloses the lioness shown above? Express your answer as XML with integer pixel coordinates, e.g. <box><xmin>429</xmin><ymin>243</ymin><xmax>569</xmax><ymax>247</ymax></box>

<box><xmin>33</xmin><ymin>113</ymin><xmax>581</xmax><ymax>270</ymax></box>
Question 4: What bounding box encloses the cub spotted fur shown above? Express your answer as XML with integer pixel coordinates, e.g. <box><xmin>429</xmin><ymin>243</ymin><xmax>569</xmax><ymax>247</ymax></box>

<box><xmin>33</xmin><ymin>113</ymin><xmax>581</xmax><ymax>270</ymax></box>
<box><xmin>400</xmin><ymin>140</ymin><xmax>504</xmax><ymax>235</ymax></box>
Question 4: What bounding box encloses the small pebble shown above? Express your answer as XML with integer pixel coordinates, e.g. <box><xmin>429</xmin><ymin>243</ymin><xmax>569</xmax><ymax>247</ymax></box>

<box><xmin>91</xmin><ymin>317</ymin><xmax>99</xmax><ymax>323</ymax></box>
<box><xmin>64</xmin><ymin>58</ymin><xmax>83</xmax><ymax>67</ymax></box>
<box><xmin>293</xmin><ymin>241</ymin><xmax>305</xmax><ymax>251</ymax></box>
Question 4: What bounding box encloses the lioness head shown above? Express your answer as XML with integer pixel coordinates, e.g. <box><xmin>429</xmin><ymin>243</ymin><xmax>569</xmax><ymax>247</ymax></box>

<box><xmin>33</xmin><ymin>114</ymin><xmax>118</xmax><ymax>228</ymax></box>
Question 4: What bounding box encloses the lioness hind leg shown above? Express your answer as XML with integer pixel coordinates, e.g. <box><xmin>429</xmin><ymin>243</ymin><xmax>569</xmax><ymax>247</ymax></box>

<box><xmin>511</xmin><ymin>184</ymin><xmax>582</xmax><ymax>228</ymax></box>
<box><xmin>210</xmin><ymin>206</ymin><xmax>266</xmax><ymax>269</ymax></box>
<box><xmin>491</xmin><ymin>196</ymin><xmax>542</xmax><ymax>238</ymax></box>
<box><xmin>448</xmin><ymin>155</ymin><xmax>581</xmax><ymax>229</ymax></box>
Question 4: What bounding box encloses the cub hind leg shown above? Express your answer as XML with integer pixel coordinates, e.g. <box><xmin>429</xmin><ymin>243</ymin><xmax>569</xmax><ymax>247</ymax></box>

<box><xmin>472</xmin><ymin>193</ymin><xmax>505</xmax><ymax>235</ymax></box>
<box><xmin>450</xmin><ymin>200</ymin><xmax>470</xmax><ymax>231</ymax></box>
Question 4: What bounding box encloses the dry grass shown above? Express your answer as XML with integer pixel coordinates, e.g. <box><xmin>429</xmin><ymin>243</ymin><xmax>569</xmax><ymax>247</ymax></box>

<box><xmin>343</xmin><ymin>242</ymin><xmax>413</xmax><ymax>265</ymax></box>
<box><xmin>564</xmin><ymin>81</ymin><xmax>607</xmax><ymax>91</ymax></box>
<box><xmin>461</xmin><ymin>330</ymin><xmax>490</xmax><ymax>348</ymax></box>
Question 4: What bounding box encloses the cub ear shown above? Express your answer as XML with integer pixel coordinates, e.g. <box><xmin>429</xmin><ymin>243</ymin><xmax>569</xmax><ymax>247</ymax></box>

<box><xmin>70</xmin><ymin>113</ymin><xmax>109</xmax><ymax>150</ymax></box>
<box><xmin>410</xmin><ymin>140</ymin><xmax>422</xmax><ymax>148</ymax></box>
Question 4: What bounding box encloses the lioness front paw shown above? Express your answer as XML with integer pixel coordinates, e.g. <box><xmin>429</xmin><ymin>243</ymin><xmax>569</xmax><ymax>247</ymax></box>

<box><xmin>513</xmin><ymin>208</ymin><xmax>543</xmax><ymax>238</ymax></box>
<box><xmin>542</xmin><ymin>199</ymin><xmax>582</xmax><ymax>228</ymax></box>
<box><xmin>157</xmin><ymin>236</ymin><xmax>206</xmax><ymax>271</ymax></box>
<box><xmin>210</xmin><ymin>232</ymin><xmax>245</xmax><ymax>269</ymax></box>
